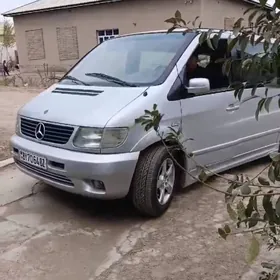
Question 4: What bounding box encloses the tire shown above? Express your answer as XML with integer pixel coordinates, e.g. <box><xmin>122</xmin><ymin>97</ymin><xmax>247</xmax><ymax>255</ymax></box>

<box><xmin>130</xmin><ymin>145</ymin><xmax>177</xmax><ymax>217</ymax></box>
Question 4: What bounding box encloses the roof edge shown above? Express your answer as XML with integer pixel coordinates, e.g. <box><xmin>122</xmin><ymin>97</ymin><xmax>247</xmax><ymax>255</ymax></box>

<box><xmin>2</xmin><ymin>0</ymin><xmax>272</xmax><ymax>17</ymax></box>
<box><xmin>242</xmin><ymin>0</ymin><xmax>272</xmax><ymax>10</ymax></box>
<box><xmin>2</xmin><ymin>0</ymin><xmax>122</xmax><ymax>17</ymax></box>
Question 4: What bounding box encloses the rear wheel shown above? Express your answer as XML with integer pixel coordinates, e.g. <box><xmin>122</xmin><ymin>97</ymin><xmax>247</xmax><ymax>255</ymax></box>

<box><xmin>130</xmin><ymin>145</ymin><xmax>177</xmax><ymax>217</ymax></box>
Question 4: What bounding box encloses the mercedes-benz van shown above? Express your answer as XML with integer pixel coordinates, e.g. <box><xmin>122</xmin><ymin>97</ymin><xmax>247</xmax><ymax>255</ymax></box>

<box><xmin>11</xmin><ymin>30</ymin><xmax>280</xmax><ymax>217</ymax></box>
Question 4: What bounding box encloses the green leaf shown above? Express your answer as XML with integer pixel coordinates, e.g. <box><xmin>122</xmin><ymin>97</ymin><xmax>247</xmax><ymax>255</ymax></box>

<box><xmin>264</xmin><ymin>97</ymin><xmax>273</xmax><ymax>113</ymax></box>
<box><xmin>198</xmin><ymin>169</ymin><xmax>208</xmax><ymax>182</ymax></box>
<box><xmin>276</xmin><ymin>197</ymin><xmax>280</xmax><ymax>217</ymax></box>
<box><xmin>240</xmin><ymin>36</ymin><xmax>249</xmax><ymax>54</ymax></box>
<box><xmin>227</xmin><ymin>203</ymin><xmax>238</xmax><ymax>221</ymax></box>
<box><xmin>244</xmin><ymin>7</ymin><xmax>257</xmax><ymax>15</ymax></box>
<box><xmin>237</xmin><ymin>87</ymin><xmax>245</xmax><ymax>101</ymax></box>
<box><xmin>218</xmin><ymin>228</ymin><xmax>227</xmax><ymax>240</ymax></box>
<box><xmin>252</xmin><ymin>190</ymin><xmax>261</xmax><ymax>213</ymax></box>
<box><xmin>199</xmin><ymin>32</ymin><xmax>207</xmax><ymax>45</ymax></box>
<box><xmin>247</xmin><ymin>235</ymin><xmax>260</xmax><ymax>264</ymax></box>
<box><xmin>255</xmin><ymin>35</ymin><xmax>264</xmax><ymax>46</ymax></box>
<box><xmin>241</xmin><ymin>182</ymin><xmax>251</xmax><ymax>195</ymax></box>
<box><xmin>224</xmin><ymin>224</ymin><xmax>231</xmax><ymax>234</ymax></box>
<box><xmin>262</xmin><ymin>191</ymin><xmax>274</xmax><ymax>221</ymax></box>
<box><xmin>192</xmin><ymin>16</ymin><xmax>199</xmax><ymax>27</ymax></box>
<box><xmin>255</xmin><ymin>12</ymin><xmax>266</xmax><ymax>26</ymax></box>
<box><xmin>250</xmin><ymin>33</ymin><xmax>255</xmax><ymax>47</ymax></box>
<box><xmin>268</xmin><ymin>166</ymin><xmax>276</xmax><ymax>183</ymax></box>
<box><xmin>270</xmin><ymin>153</ymin><xmax>280</xmax><ymax>162</ymax></box>
<box><xmin>249</xmin><ymin>212</ymin><xmax>260</xmax><ymax>228</ymax></box>
<box><xmin>237</xmin><ymin>201</ymin><xmax>246</xmax><ymax>220</ymax></box>
<box><xmin>234</xmin><ymin>17</ymin><xmax>244</xmax><ymax>28</ymax></box>
<box><xmin>274</xmin><ymin>162</ymin><xmax>280</xmax><ymax>181</ymax></box>
<box><xmin>271</xmin><ymin>38</ymin><xmax>280</xmax><ymax>54</ymax></box>
<box><xmin>228</xmin><ymin>37</ymin><xmax>239</xmax><ymax>53</ymax></box>
<box><xmin>258</xmin><ymin>176</ymin><xmax>270</xmax><ymax>186</ymax></box>
<box><xmin>255</xmin><ymin>98</ymin><xmax>266</xmax><ymax>120</ymax></box>
<box><xmin>264</xmin><ymin>41</ymin><xmax>270</xmax><ymax>52</ymax></box>
<box><xmin>206</xmin><ymin>29</ymin><xmax>214</xmax><ymax>50</ymax></box>
<box><xmin>165</xmin><ymin>18</ymin><xmax>177</xmax><ymax>24</ymax></box>
<box><xmin>212</xmin><ymin>35</ymin><xmax>219</xmax><ymax>49</ymax></box>
<box><xmin>246</xmin><ymin>196</ymin><xmax>255</xmax><ymax>218</ymax></box>
<box><xmin>175</xmin><ymin>10</ymin><xmax>181</xmax><ymax>19</ymax></box>
<box><xmin>251</xmin><ymin>85</ymin><xmax>257</xmax><ymax>96</ymax></box>
<box><xmin>222</xmin><ymin>59</ymin><xmax>232</xmax><ymax>76</ymax></box>
<box><xmin>248</xmin><ymin>9</ymin><xmax>259</xmax><ymax>24</ymax></box>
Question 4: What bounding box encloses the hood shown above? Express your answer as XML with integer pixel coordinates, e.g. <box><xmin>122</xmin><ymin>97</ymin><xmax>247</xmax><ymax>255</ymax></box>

<box><xmin>19</xmin><ymin>84</ymin><xmax>148</xmax><ymax>127</ymax></box>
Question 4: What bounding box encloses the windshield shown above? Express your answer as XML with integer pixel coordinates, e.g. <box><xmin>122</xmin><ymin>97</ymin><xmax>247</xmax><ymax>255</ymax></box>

<box><xmin>60</xmin><ymin>32</ymin><xmax>194</xmax><ymax>87</ymax></box>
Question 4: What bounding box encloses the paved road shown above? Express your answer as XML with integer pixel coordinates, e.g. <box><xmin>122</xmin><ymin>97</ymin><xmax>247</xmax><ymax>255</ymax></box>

<box><xmin>0</xmin><ymin>161</ymin><xmax>277</xmax><ymax>280</ymax></box>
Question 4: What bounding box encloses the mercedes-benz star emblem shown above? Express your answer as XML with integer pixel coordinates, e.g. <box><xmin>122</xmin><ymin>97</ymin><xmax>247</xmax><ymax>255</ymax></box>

<box><xmin>35</xmin><ymin>123</ymin><xmax>45</xmax><ymax>140</ymax></box>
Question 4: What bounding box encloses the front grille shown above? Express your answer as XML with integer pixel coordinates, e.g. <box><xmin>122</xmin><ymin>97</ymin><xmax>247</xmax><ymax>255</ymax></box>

<box><xmin>15</xmin><ymin>159</ymin><xmax>73</xmax><ymax>186</ymax></box>
<box><xmin>21</xmin><ymin>118</ymin><xmax>74</xmax><ymax>144</ymax></box>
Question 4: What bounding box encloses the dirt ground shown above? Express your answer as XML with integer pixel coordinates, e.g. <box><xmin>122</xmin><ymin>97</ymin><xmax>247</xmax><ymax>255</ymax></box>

<box><xmin>0</xmin><ymin>86</ymin><xmax>40</xmax><ymax>161</ymax></box>
<box><xmin>0</xmin><ymin>86</ymin><xmax>279</xmax><ymax>279</ymax></box>
<box><xmin>0</xmin><ymin>160</ymin><xmax>278</xmax><ymax>280</ymax></box>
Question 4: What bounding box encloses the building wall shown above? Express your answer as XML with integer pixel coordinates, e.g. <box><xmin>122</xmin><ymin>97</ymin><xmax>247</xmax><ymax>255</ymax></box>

<box><xmin>13</xmin><ymin>0</ymin><xmax>202</xmax><ymax>71</ymax></box>
<box><xmin>12</xmin><ymin>0</ymin><xmax>251</xmax><ymax>72</ymax></box>
<box><xmin>201</xmin><ymin>0</ymin><xmax>251</xmax><ymax>29</ymax></box>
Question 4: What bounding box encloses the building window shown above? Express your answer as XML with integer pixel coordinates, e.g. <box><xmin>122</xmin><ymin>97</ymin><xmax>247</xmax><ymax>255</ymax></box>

<box><xmin>56</xmin><ymin>26</ymin><xmax>79</xmax><ymax>61</ymax></box>
<box><xmin>25</xmin><ymin>29</ymin><xmax>45</xmax><ymax>60</ymax></box>
<box><xmin>224</xmin><ymin>17</ymin><xmax>235</xmax><ymax>31</ymax></box>
<box><xmin>97</xmin><ymin>29</ymin><xmax>119</xmax><ymax>44</ymax></box>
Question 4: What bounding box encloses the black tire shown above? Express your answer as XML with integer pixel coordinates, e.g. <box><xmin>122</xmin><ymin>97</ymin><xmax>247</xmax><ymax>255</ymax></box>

<box><xmin>130</xmin><ymin>145</ymin><xmax>177</xmax><ymax>217</ymax></box>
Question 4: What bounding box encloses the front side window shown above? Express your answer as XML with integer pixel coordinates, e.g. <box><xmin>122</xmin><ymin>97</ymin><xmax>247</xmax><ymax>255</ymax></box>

<box><xmin>185</xmin><ymin>38</ymin><xmax>230</xmax><ymax>91</ymax></box>
<box><xmin>60</xmin><ymin>32</ymin><xmax>195</xmax><ymax>87</ymax></box>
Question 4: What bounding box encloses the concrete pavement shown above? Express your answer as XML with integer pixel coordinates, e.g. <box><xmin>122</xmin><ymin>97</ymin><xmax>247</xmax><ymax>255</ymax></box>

<box><xmin>0</xmin><ymin>161</ymin><xmax>278</xmax><ymax>280</ymax></box>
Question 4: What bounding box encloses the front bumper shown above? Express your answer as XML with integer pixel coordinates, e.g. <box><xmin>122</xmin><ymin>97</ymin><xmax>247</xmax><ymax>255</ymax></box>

<box><xmin>11</xmin><ymin>135</ymin><xmax>139</xmax><ymax>199</ymax></box>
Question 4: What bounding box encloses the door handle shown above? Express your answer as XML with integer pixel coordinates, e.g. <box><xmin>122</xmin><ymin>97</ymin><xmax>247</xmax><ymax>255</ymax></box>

<box><xmin>226</xmin><ymin>104</ymin><xmax>240</xmax><ymax>112</ymax></box>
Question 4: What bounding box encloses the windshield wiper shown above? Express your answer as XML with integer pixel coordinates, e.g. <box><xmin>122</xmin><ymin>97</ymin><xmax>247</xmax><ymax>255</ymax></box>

<box><xmin>62</xmin><ymin>75</ymin><xmax>89</xmax><ymax>86</ymax></box>
<box><xmin>85</xmin><ymin>72</ymin><xmax>137</xmax><ymax>87</ymax></box>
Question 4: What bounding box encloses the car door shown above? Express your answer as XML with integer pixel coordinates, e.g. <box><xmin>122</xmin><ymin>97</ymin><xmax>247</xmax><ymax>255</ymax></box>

<box><xmin>179</xmin><ymin>89</ymin><xmax>246</xmax><ymax>170</ymax></box>
<box><xmin>228</xmin><ymin>44</ymin><xmax>280</xmax><ymax>157</ymax></box>
<box><xmin>174</xmin><ymin>34</ymin><xmax>263</xmax><ymax>174</ymax></box>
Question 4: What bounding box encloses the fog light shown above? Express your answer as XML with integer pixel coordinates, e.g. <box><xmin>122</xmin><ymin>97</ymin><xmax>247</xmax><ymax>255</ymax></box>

<box><xmin>92</xmin><ymin>180</ymin><xmax>105</xmax><ymax>191</ymax></box>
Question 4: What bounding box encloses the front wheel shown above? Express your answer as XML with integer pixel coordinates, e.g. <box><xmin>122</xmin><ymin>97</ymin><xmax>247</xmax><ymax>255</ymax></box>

<box><xmin>130</xmin><ymin>145</ymin><xmax>177</xmax><ymax>217</ymax></box>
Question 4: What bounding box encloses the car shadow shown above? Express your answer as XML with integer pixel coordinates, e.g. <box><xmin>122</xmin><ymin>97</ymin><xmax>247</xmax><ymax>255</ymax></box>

<box><xmin>38</xmin><ymin>185</ymin><xmax>147</xmax><ymax>223</ymax></box>
<box><xmin>177</xmin><ymin>156</ymin><xmax>271</xmax><ymax>196</ymax></box>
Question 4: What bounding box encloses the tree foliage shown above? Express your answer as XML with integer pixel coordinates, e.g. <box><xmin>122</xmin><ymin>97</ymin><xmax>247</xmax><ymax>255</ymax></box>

<box><xmin>2</xmin><ymin>19</ymin><xmax>15</xmax><ymax>49</ymax></box>
<box><xmin>136</xmin><ymin>1</ymin><xmax>280</xmax><ymax>278</ymax></box>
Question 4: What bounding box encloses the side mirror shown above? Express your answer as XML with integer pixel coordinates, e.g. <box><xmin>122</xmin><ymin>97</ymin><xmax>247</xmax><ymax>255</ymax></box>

<box><xmin>187</xmin><ymin>78</ymin><xmax>210</xmax><ymax>95</ymax></box>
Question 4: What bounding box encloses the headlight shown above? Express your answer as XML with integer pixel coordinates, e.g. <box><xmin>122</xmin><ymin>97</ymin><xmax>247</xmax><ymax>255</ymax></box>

<box><xmin>73</xmin><ymin>128</ymin><xmax>103</xmax><ymax>149</ymax></box>
<box><xmin>73</xmin><ymin>127</ymin><xmax>128</xmax><ymax>149</ymax></box>
<box><xmin>102</xmin><ymin>128</ymin><xmax>128</xmax><ymax>148</ymax></box>
<box><xmin>15</xmin><ymin>115</ymin><xmax>20</xmax><ymax>135</ymax></box>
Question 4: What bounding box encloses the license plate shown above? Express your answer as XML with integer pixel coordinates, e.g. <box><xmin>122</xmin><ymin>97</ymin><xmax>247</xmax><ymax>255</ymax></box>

<box><xmin>19</xmin><ymin>150</ymin><xmax>47</xmax><ymax>170</ymax></box>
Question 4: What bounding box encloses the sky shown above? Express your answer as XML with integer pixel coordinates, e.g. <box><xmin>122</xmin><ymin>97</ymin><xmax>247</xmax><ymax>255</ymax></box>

<box><xmin>0</xmin><ymin>0</ymin><xmax>34</xmax><ymax>19</ymax></box>
<box><xmin>0</xmin><ymin>0</ymin><xmax>276</xmax><ymax>20</ymax></box>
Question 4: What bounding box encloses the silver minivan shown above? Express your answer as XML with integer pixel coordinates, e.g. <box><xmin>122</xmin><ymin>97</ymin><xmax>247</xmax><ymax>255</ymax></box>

<box><xmin>11</xmin><ymin>30</ymin><xmax>280</xmax><ymax>217</ymax></box>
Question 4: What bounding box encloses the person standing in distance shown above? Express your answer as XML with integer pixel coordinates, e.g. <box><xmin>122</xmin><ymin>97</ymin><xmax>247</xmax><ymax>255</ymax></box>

<box><xmin>3</xmin><ymin>60</ymin><xmax>10</xmax><ymax>76</ymax></box>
